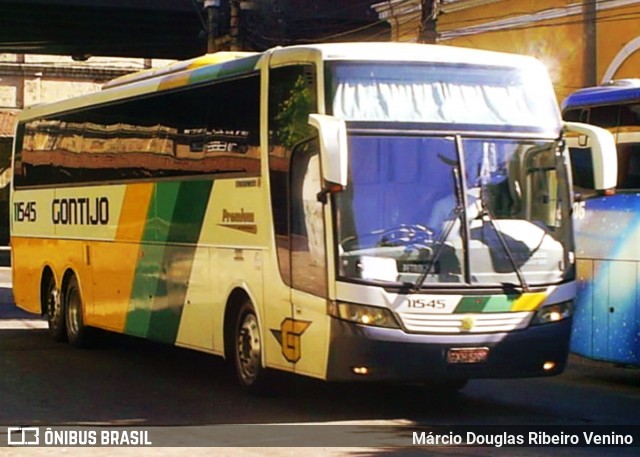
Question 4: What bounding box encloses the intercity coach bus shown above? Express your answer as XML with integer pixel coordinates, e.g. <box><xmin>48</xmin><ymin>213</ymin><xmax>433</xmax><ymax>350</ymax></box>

<box><xmin>10</xmin><ymin>43</ymin><xmax>617</xmax><ymax>392</ymax></box>
<box><xmin>563</xmin><ymin>80</ymin><xmax>640</xmax><ymax>366</ymax></box>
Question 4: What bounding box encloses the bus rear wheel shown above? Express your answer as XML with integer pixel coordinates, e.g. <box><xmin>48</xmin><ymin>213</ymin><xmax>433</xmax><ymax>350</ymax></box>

<box><xmin>45</xmin><ymin>275</ymin><xmax>66</xmax><ymax>342</ymax></box>
<box><xmin>64</xmin><ymin>276</ymin><xmax>93</xmax><ymax>348</ymax></box>
<box><xmin>233</xmin><ymin>301</ymin><xmax>270</xmax><ymax>394</ymax></box>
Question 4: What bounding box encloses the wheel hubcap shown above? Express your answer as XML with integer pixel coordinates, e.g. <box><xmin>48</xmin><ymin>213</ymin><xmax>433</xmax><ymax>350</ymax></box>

<box><xmin>47</xmin><ymin>288</ymin><xmax>60</xmax><ymax>328</ymax></box>
<box><xmin>237</xmin><ymin>313</ymin><xmax>261</xmax><ymax>385</ymax></box>
<box><xmin>67</xmin><ymin>288</ymin><xmax>80</xmax><ymax>337</ymax></box>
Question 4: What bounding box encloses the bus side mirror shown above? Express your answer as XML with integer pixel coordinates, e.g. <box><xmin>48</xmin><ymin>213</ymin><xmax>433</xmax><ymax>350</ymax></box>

<box><xmin>564</xmin><ymin>121</ymin><xmax>617</xmax><ymax>191</ymax></box>
<box><xmin>308</xmin><ymin>114</ymin><xmax>348</xmax><ymax>191</ymax></box>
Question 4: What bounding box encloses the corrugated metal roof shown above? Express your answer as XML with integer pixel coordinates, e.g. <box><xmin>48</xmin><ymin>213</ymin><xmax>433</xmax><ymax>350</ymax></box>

<box><xmin>0</xmin><ymin>111</ymin><xmax>18</xmax><ymax>138</ymax></box>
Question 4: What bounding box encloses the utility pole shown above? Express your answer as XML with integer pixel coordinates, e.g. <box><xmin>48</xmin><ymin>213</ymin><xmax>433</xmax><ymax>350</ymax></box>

<box><xmin>229</xmin><ymin>1</ymin><xmax>240</xmax><ymax>51</ymax></box>
<box><xmin>204</xmin><ymin>0</ymin><xmax>222</xmax><ymax>52</ymax></box>
<box><xmin>204</xmin><ymin>0</ymin><xmax>247</xmax><ymax>52</ymax></box>
<box><xmin>419</xmin><ymin>0</ymin><xmax>439</xmax><ymax>44</ymax></box>
<box><xmin>583</xmin><ymin>0</ymin><xmax>597</xmax><ymax>86</ymax></box>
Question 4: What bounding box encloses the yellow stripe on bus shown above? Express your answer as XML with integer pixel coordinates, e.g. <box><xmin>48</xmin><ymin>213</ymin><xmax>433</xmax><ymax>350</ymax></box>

<box><xmin>510</xmin><ymin>292</ymin><xmax>547</xmax><ymax>311</ymax></box>
<box><xmin>115</xmin><ymin>183</ymin><xmax>154</xmax><ymax>241</ymax></box>
<box><xmin>90</xmin><ymin>183</ymin><xmax>154</xmax><ymax>332</ymax></box>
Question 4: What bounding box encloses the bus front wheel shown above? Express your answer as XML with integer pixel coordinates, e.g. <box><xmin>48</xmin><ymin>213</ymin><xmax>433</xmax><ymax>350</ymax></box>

<box><xmin>64</xmin><ymin>276</ymin><xmax>93</xmax><ymax>348</ymax></box>
<box><xmin>233</xmin><ymin>301</ymin><xmax>270</xmax><ymax>394</ymax></box>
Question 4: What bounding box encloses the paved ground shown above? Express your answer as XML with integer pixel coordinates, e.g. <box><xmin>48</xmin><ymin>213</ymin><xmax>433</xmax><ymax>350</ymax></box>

<box><xmin>0</xmin><ymin>266</ymin><xmax>10</xmax><ymax>287</ymax></box>
<box><xmin>0</xmin><ymin>266</ymin><xmax>46</xmax><ymax>330</ymax></box>
<box><xmin>1</xmin><ymin>265</ymin><xmax>638</xmax><ymax>456</ymax></box>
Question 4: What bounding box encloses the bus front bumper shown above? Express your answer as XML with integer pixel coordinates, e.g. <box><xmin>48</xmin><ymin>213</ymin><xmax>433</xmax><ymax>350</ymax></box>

<box><xmin>325</xmin><ymin>317</ymin><xmax>572</xmax><ymax>382</ymax></box>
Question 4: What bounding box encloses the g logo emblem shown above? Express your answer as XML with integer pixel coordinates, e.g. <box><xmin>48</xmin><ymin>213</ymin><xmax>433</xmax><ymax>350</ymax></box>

<box><xmin>271</xmin><ymin>319</ymin><xmax>311</xmax><ymax>363</ymax></box>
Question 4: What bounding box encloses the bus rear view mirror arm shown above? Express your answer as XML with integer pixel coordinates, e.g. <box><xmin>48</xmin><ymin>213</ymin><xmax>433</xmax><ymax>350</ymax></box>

<box><xmin>309</xmin><ymin>114</ymin><xmax>348</xmax><ymax>190</ymax></box>
<box><xmin>564</xmin><ymin>121</ymin><xmax>618</xmax><ymax>191</ymax></box>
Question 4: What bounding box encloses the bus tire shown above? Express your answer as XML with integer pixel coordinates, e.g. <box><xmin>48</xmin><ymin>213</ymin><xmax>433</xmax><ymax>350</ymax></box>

<box><xmin>233</xmin><ymin>301</ymin><xmax>270</xmax><ymax>394</ymax></box>
<box><xmin>64</xmin><ymin>276</ymin><xmax>93</xmax><ymax>348</ymax></box>
<box><xmin>44</xmin><ymin>275</ymin><xmax>66</xmax><ymax>342</ymax></box>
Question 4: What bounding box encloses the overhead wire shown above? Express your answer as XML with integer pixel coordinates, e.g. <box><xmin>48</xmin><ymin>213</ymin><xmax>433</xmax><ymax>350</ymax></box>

<box><xmin>189</xmin><ymin>0</ymin><xmax>209</xmax><ymax>31</ymax></box>
<box><xmin>439</xmin><ymin>10</ymin><xmax>640</xmax><ymax>37</ymax></box>
<box><xmin>240</xmin><ymin>0</ymin><xmax>640</xmax><ymax>49</ymax></box>
<box><xmin>168</xmin><ymin>0</ymin><xmax>640</xmax><ymax>52</ymax></box>
<box><xmin>288</xmin><ymin>0</ymin><xmax>640</xmax><ymax>44</ymax></box>
<box><xmin>434</xmin><ymin>0</ymin><xmax>630</xmax><ymax>29</ymax></box>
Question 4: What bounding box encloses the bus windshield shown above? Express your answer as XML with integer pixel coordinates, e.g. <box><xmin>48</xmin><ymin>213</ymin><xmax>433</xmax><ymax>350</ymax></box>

<box><xmin>326</xmin><ymin>61</ymin><xmax>561</xmax><ymax>133</ymax></box>
<box><xmin>334</xmin><ymin>134</ymin><xmax>573</xmax><ymax>288</ymax></box>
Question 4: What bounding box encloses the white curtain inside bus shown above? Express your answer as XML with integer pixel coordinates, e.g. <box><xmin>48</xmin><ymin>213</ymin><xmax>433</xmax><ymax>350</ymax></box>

<box><xmin>329</xmin><ymin>62</ymin><xmax>560</xmax><ymax>131</ymax></box>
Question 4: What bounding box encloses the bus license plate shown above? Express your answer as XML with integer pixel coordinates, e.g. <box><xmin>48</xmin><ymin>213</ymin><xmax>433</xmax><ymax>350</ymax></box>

<box><xmin>447</xmin><ymin>347</ymin><xmax>489</xmax><ymax>364</ymax></box>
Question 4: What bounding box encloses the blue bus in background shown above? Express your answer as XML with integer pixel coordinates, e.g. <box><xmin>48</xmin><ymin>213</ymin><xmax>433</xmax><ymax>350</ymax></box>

<box><xmin>562</xmin><ymin>79</ymin><xmax>640</xmax><ymax>366</ymax></box>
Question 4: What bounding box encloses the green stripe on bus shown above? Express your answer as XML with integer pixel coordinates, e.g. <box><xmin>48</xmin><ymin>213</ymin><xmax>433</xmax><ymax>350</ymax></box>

<box><xmin>454</xmin><ymin>296</ymin><xmax>489</xmax><ymax>313</ymax></box>
<box><xmin>155</xmin><ymin>181</ymin><xmax>182</xmax><ymax>243</ymax></box>
<box><xmin>189</xmin><ymin>55</ymin><xmax>261</xmax><ymax>85</ymax></box>
<box><xmin>454</xmin><ymin>295</ymin><xmax>518</xmax><ymax>313</ymax></box>
<box><xmin>481</xmin><ymin>295</ymin><xmax>518</xmax><ymax>312</ymax></box>
<box><xmin>125</xmin><ymin>243</ymin><xmax>166</xmax><ymax>337</ymax></box>
<box><xmin>126</xmin><ymin>180</ymin><xmax>214</xmax><ymax>342</ymax></box>
<box><xmin>125</xmin><ymin>181</ymin><xmax>167</xmax><ymax>337</ymax></box>
<box><xmin>165</xmin><ymin>180</ymin><xmax>214</xmax><ymax>244</ymax></box>
<box><xmin>147</xmin><ymin>180</ymin><xmax>214</xmax><ymax>343</ymax></box>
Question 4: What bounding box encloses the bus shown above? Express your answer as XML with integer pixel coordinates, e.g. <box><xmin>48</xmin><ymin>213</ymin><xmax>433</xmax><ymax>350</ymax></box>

<box><xmin>10</xmin><ymin>43</ymin><xmax>617</xmax><ymax>392</ymax></box>
<box><xmin>563</xmin><ymin>79</ymin><xmax>640</xmax><ymax>366</ymax></box>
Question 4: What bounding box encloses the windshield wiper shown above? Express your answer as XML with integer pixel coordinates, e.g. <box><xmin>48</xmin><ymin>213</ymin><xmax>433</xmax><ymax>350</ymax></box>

<box><xmin>477</xmin><ymin>184</ymin><xmax>531</xmax><ymax>293</ymax></box>
<box><xmin>410</xmin><ymin>167</ymin><xmax>465</xmax><ymax>293</ymax></box>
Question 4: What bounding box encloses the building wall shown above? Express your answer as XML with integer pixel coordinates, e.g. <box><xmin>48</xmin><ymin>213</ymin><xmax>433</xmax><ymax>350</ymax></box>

<box><xmin>596</xmin><ymin>2</ymin><xmax>640</xmax><ymax>82</ymax></box>
<box><xmin>0</xmin><ymin>54</ymin><xmax>173</xmax><ymax>109</ymax></box>
<box><xmin>371</xmin><ymin>0</ymin><xmax>421</xmax><ymax>42</ymax></box>
<box><xmin>0</xmin><ymin>54</ymin><xmax>175</xmax><ymax>253</ymax></box>
<box><xmin>374</xmin><ymin>0</ymin><xmax>640</xmax><ymax>103</ymax></box>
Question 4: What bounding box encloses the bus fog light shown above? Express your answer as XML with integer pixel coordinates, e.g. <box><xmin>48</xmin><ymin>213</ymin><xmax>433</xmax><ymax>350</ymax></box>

<box><xmin>532</xmin><ymin>301</ymin><xmax>572</xmax><ymax>325</ymax></box>
<box><xmin>352</xmin><ymin>366</ymin><xmax>370</xmax><ymax>375</ymax></box>
<box><xmin>543</xmin><ymin>361</ymin><xmax>556</xmax><ymax>371</ymax></box>
<box><xmin>328</xmin><ymin>302</ymin><xmax>400</xmax><ymax>329</ymax></box>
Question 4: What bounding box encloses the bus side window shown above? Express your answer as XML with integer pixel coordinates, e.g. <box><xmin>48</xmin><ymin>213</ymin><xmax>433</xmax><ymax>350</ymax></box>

<box><xmin>569</xmin><ymin>147</ymin><xmax>595</xmax><ymax>190</ymax></box>
<box><xmin>289</xmin><ymin>139</ymin><xmax>327</xmax><ymax>298</ymax></box>
<box><xmin>617</xmin><ymin>104</ymin><xmax>640</xmax><ymax>190</ymax></box>
<box><xmin>589</xmin><ymin>105</ymin><xmax>620</xmax><ymax>128</ymax></box>
<box><xmin>268</xmin><ymin>64</ymin><xmax>318</xmax><ymax>287</ymax></box>
<box><xmin>616</xmin><ymin>144</ymin><xmax>640</xmax><ymax>189</ymax></box>
<box><xmin>563</xmin><ymin>108</ymin><xmax>587</xmax><ymax>123</ymax></box>
<box><xmin>567</xmin><ymin>104</ymin><xmax>619</xmax><ymax>196</ymax></box>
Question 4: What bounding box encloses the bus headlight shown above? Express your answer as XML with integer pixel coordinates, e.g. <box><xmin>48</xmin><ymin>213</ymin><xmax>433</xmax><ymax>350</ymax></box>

<box><xmin>328</xmin><ymin>302</ymin><xmax>400</xmax><ymax>329</ymax></box>
<box><xmin>531</xmin><ymin>301</ymin><xmax>573</xmax><ymax>325</ymax></box>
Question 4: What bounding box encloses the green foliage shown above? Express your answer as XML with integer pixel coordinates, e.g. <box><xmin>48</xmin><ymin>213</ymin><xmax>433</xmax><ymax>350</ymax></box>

<box><xmin>275</xmin><ymin>75</ymin><xmax>314</xmax><ymax>149</ymax></box>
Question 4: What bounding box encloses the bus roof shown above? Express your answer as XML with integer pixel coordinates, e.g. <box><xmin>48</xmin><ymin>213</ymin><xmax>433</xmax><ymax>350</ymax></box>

<box><xmin>562</xmin><ymin>79</ymin><xmax>640</xmax><ymax>111</ymax></box>
<box><xmin>17</xmin><ymin>42</ymin><xmax>546</xmax><ymax>123</ymax></box>
<box><xmin>270</xmin><ymin>42</ymin><xmax>541</xmax><ymax>66</ymax></box>
<box><xmin>17</xmin><ymin>51</ymin><xmax>263</xmax><ymax>122</ymax></box>
<box><xmin>103</xmin><ymin>51</ymin><xmax>257</xmax><ymax>89</ymax></box>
